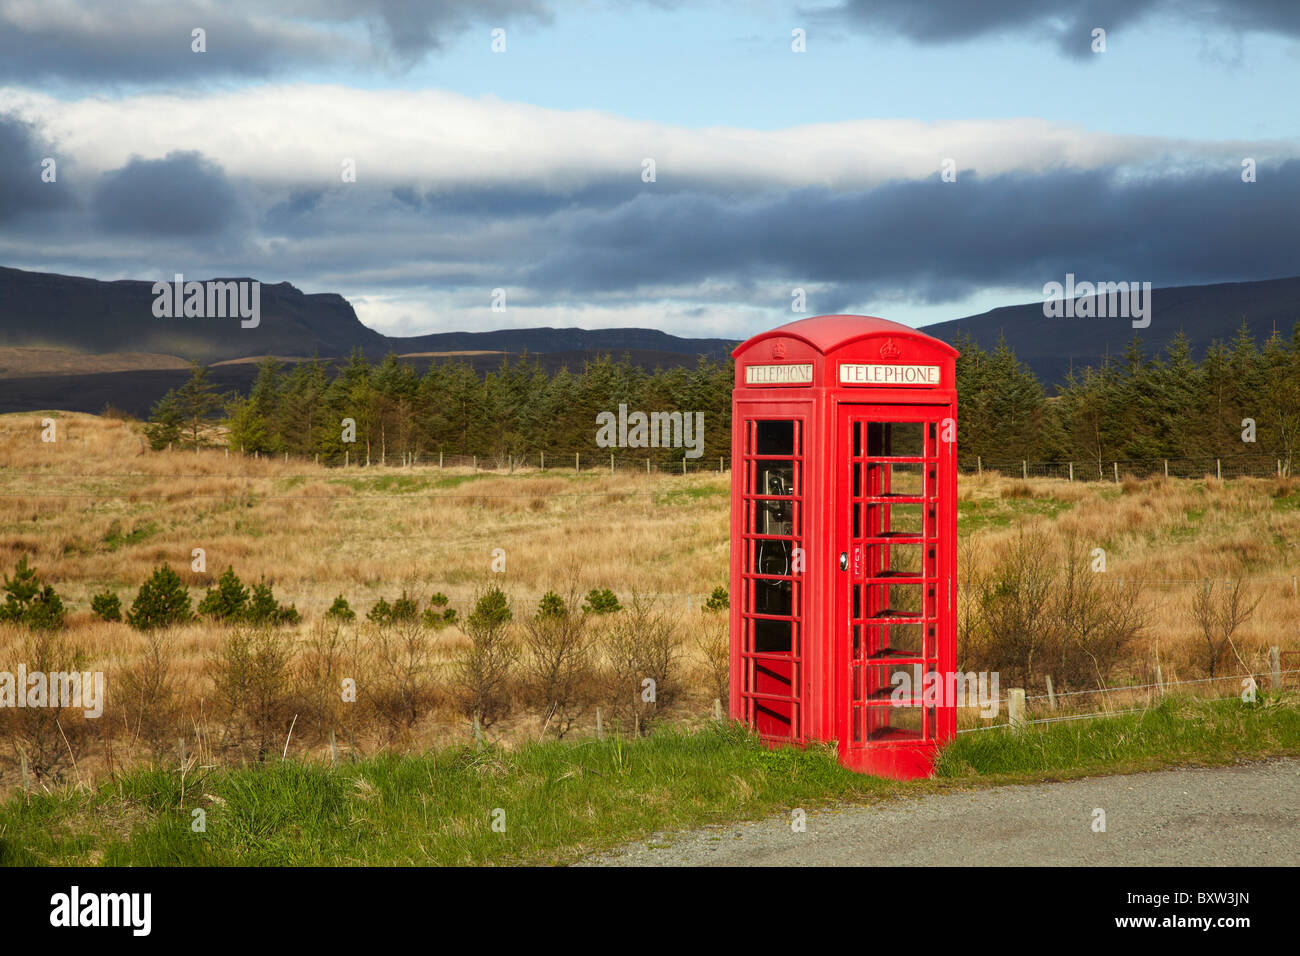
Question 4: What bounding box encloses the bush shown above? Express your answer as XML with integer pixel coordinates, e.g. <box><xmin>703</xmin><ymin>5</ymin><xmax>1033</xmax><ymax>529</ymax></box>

<box><xmin>521</xmin><ymin>586</ymin><xmax>595</xmax><ymax>738</ymax></box>
<box><xmin>421</xmin><ymin>592</ymin><xmax>457</xmax><ymax>629</ymax></box>
<box><xmin>703</xmin><ymin>586</ymin><xmax>729</xmax><ymax>613</ymax></box>
<box><xmin>367</xmin><ymin>597</ymin><xmax>393</xmax><ymax>625</ymax></box>
<box><xmin>325</xmin><ymin>594</ymin><xmax>356</xmax><ymax>622</ymax></box>
<box><xmin>0</xmin><ymin>557</ymin><xmax>66</xmax><ymax>631</ymax></box>
<box><xmin>90</xmin><ymin>590</ymin><xmax>122</xmax><ymax>623</ymax></box>
<box><xmin>127</xmin><ymin>566</ymin><xmax>193</xmax><ymax>631</ymax></box>
<box><xmin>582</xmin><ymin>588</ymin><xmax>622</xmax><ymax>615</ymax></box>
<box><xmin>197</xmin><ymin>566</ymin><xmax>249</xmax><ymax>623</ymax></box>
<box><xmin>210</xmin><ymin>626</ymin><xmax>293</xmax><ymax>761</ymax></box>
<box><xmin>455</xmin><ymin>587</ymin><xmax>518</xmax><ymax>729</ymax></box>
<box><xmin>0</xmin><ymin>629</ymin><xmax>89</xmax><ymax>783</ymax></box>
<box><xmin>601</xmin><ymin>592</ymin><xmax>681</xmax><ymax>733</ymax></box>
<box><xmin>117</xmin><ymin>630</ymin><xmax>182</xmax><ymax>758</ymax></box>
<box><xmin>246</xmin><ymin>579</ymin><xmax>299</xmax><ymax>627</ymax></box>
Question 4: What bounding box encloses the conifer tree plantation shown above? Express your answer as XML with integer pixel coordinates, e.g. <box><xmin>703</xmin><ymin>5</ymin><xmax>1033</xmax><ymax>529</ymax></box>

<box><xmin>144</xmin><ymin>323</ymin><xmax>1300</xmax><ymax>476</ymax></box>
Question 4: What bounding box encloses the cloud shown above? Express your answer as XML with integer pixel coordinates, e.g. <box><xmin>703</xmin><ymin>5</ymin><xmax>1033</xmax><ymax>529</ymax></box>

<box><xmin>525</xmin><ymin>162</ymin><xmax>1300</xmax><ymax>302</ymax></box>
<box><xmin>823</xmin><ymin>0</ymin><xmax>1300</xmax><ymax>58</ymax></box>
<box><xmin>0</xmin><ymin>0</ymin><xmax>550</xmax><ymax>81</ymax></box>
<box><xmin>5</xmin><ymin>85</ymin><xmax>1282</xmax><ymax>192</ymax></box>
<box><xmin>0</xmin><ymin>114</ymin><xmax>70</xmax><ymax>222</ymax></box>
<box><xmin>90</xmin><ymin>151</ymin><xmax>246</xmax><ymax>236</ymax></box>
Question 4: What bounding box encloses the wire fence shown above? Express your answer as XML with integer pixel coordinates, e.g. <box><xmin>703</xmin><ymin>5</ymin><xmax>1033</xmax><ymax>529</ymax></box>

<box><xmin>954</xmin><ymin>667</ymin><xmax>1300</xmax><ymax>734</ymax></box>
<box><xmin>962</xmin><ymin>454</ymin><xmax>1293</xmax><ymax>481</ymax></box>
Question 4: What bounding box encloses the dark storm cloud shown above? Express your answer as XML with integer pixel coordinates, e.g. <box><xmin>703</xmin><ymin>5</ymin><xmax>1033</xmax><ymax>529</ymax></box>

<box><xmin>91</xmin><ymin>152</ymin><xmax>246</xmax><ymax>237</ymax></box>
<box><xmin>0</xmin><ymin>0</ymin><xmax>550</xmax><ymax>82</ymax></box>
<box><xmin>823</xmin><ymin>0</ymin><xmax>1300</xmax><ymax>57</ymax></box>
<box><xmin>389</xmin><ymin>179</ymin><xmax>648</xmax><ymax>218</ymax></box>
<box><xmin>525</xmin><ymin>162</ymin><xmax>1300</xmax><ymax>302</ymax></box>
<box><xmin>0</xmin><ymin>115</ymin><xmax>71</xmax><ymax>222</ymax></box>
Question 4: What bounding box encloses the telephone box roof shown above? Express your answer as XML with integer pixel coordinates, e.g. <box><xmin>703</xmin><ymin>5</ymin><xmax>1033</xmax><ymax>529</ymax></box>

<box><xmin>733</xmin><ymin>314</ymin><xmax>959</xmax><ymax>359</ymax></box>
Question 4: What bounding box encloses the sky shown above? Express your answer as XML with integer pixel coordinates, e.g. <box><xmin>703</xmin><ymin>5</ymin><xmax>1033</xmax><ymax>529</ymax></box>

<box><xmin>1</xmin><ymin>0</ymin><xmax>1298</xmax><ymax>342</ymax></box>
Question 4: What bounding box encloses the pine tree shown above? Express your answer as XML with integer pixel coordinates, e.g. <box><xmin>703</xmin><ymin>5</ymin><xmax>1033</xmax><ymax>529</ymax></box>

<box><xmin>144</xmin><ymin>389</ymin><xmax>184</xmax><ymax>450</ymax></box>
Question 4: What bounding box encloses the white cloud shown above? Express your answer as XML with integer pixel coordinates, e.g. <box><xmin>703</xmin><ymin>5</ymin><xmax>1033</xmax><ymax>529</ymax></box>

<box><xmin>5</xmin><ymin>83</ymin><xmax>1287</xmax><ymax>190</ymax></box>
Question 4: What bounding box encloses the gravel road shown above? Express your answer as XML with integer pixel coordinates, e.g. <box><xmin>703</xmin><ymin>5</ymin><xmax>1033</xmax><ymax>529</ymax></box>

<box><xmin>580</xmin><ymin>758</ymin><xmax>1300</xmax><ymax>866</ymax></box>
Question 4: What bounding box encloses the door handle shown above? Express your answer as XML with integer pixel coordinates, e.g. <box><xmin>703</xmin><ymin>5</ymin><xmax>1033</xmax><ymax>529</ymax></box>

<box><xmin>839</xmin><ymin>552</ymin><xmax>848</xmax><ymax>571</ymax></box>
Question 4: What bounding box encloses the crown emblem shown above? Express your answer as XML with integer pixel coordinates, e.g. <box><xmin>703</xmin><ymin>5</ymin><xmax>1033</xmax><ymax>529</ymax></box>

<box><xmin>771</xmin><ymin>340</ymin><xmax>786</xmax><ymax>360</ymax></box>
<box><xmin>879</xmin><ymin>338</ymin><xmax>901</xmax><ymax>360</ymax></box>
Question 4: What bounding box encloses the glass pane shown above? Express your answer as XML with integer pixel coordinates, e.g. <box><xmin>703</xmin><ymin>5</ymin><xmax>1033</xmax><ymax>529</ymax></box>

<box><xmin>757</xmin><ymin>461</ymin><xmax>794</xmax><ymax>498</ymax></box>
<box><xmin>754</xmin><ymin>578</ymin><xmax>792</xmax><ymax>616</ymax></box>
<box><xmin>866</xmin><ymin>422</ymin><xmax>925</xmax><ymax>457</ymax></box>
<box><xmin>866</xmin><ymin>543</ymin><xmax>922</xmax><ymax>578</ymax></box>
<box><xmin>755</xmin><ymin>420</ymin><xmax>794</xmax><ymax>456</ymax></box>
<box><xmin>866</xmin><ymin>704</ymin><xmax>924</xmax><ymax>741</ymax></box>
<box><xmin>867</xmin><ymin>622</ymin><xmax>924</xmax><ymax>658</ymax></box>
<box><xmin>864</xmin><ymin>503</ymin><xmax>924</xmax><ymax>538</ymax></box>
<box><xmin>754</xmin><ymin>618</ymin><xmax>792</xmax><ymax>653</ymax></box>
<box><xmin>755</xmin><ymin>539</ymin><xmax>792</xmax><ymax>575</ymax></box>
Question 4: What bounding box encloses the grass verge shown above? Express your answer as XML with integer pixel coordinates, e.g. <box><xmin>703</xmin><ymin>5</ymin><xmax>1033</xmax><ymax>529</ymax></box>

<box><xmin>3</xmin><ymin>694</ymin><xmax>1296</xmax><ymax>866</ymax></box>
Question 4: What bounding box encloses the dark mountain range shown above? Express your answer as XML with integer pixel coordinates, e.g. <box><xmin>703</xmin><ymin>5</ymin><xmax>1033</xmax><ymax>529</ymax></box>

<box><xmin>0</xmin><ymin>266</ymin><xmax>736</xmax><ymax>364</ymax></box>
<box><xmin>2</xmin><ymin>265</ymin><xmax>1298</xmax><ymax>416</ymax></box>
<box><xmin>920</xmin><ymin>275</ymin><xmax>1300</xmax><ymax>386</ymax></box>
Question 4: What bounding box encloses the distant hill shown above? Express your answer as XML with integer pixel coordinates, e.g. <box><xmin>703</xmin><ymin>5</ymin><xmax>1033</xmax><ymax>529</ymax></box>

<box><xmin>3</xmin><ymin>265</ymin><xmax>1298</xmax><ymax>413</ymax></box>
<box><xmin>0</xmin><ymin>266</ymin><xmax>736</xmax><ymax>365</ymax></box>
<box><xmin>921</xmin><ymin>275</ymin><xmax>1300</xmax><ymax>386</ymax></box>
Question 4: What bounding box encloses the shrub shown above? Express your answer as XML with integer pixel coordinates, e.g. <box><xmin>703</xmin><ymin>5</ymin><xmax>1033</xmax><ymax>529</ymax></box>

<box><xmin>455</xmin><ymin>587</ymin><xmax>518</xmax><ymax>729</ymax></box>
<box><xmin>0</xmin><ymin>629</ymin><xmax>89</xmax><ymax>783</ymax></box>
<box><xmin>601</xmin><ymin>592</ymin><xmax>681</xmax><ymax>733</ymax></box>
<box><xmin>210</xmin><ymin>626</ymin><xmax>293</xmax><ymax>761</ymax></box>
<box><xmin>0</xmin><ymin>557</ymin><xmax>66</xmax><ymax>631</ymax></box>
<box><xmin>127</xmin><ymin>566</ymin><xmax>193</xmax><ymax>631</ymax></box>
<box><xmin>582</xmin><ymin>588</ymin><xmax>622</xmax><ymax>615</ymax></box>
<box><xmin>197</xmin><ymin>566</ymin><xmax>249</xmax><ymax>623</ymax></box>
<box><xmin>421</xmin><ymin>592</ymin><xmax>457</xmax><ymax>629</ymax></box>
<box><xmin>703</xmin><ymin>585</ymin><xmax>729</xmax><ymax>613</ymax></box>
<box><xmin>367</xmin><ymin>597</ymin><xmax>393</xmax><ymax>625</ymax></box>
<box><xmin>521</xmin><ymin>586</ymin><xmax>594</xmax><ymax>738</ymax></box>
<box><xmin>117</xmin><ymin>630</ymin><xmax>182</xmax><ymax>758</ymax></box>
<box><xmin>370</xmin><ymin>613</ymin><xmax>439</xmax><ymax>735</ymax></box>
<box><xmin>695</xmin><ymin>613</ymin><xmax>729</xmax><ymax>703</ymax></box>
<box><xmin>325</xmin><ymin>594</ymin><xmax>356</xmax><ymax>622</ymax></box>
<box><xmin>246</xmin><ymin>579</ymin><xmax>299</xmax><ymax>627</ymax></box>
<box><xmin>390</xmin><ymin>591</ymin><xmax>420</xmax><ymax>623</ymax></box>
<box><xmin>90</xmin><ymin>590</ymin><xmax>122</xmax><ymax>623</ymax></box>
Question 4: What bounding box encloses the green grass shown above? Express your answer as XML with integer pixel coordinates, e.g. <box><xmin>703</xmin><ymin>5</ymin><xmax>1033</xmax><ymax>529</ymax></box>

<box><xmin>655</xmin><ymin>483</ymin><xmax>728</xmax><ymax>506</ymax></box>
<box><xmin>3</xmin><ymin>696</ymin><xmax>1296</xmax><ymax>866</ymax></box>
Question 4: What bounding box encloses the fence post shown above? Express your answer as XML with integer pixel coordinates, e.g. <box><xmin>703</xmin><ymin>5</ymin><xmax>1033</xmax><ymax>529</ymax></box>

<box><xmin>1156</xmin><ymin>662</ymin><xmax>1164</xmax><ymax>697</ymax></box>
<box><xmin>1113</xmin><ymin>461</ymin><xmax>1119</xmax><ymax>483</ymax></box>
<box><xmin>683</xmin><ymin>457</ymin><xmax>687</xmax><ymax>475</ymax></box>
<box><xmin>472</xmin><ymin>455</ymin><xmax>476</xmax><ymax>472</ymax></box>
<box><xmin>595</xmin><ymin>707</ymin><xmax>603</xmax><ymax>739</ymax></box>
<box><xmin>610</xmin><ymin>453</ymin><xmax>614</xmax><ymax>474</ymax></box>
<box><xmin>713</xmin><ymin>698</ymin><xmax>722</xmax><ymax>720</ymax></box>
<box><xmin>977</xmin><ymin>456</ymin><xmax>982</xmax><ymax>475</ymax></box>
<box><xmin>646</xmin><ymin>459</ymin><xmax>650</xmax><ymax>474</ymax></box>
<box><xmin>1278</xmin><ymin>459</ymin><xmax>1282</xmax><ymax>477</ymax></box>
<box><xmin>720</xmin><ymin>456</ymin><xmax>724</xmax><ymax>475</ymax></box>
<box><xmin>1269</xmin><ymin>646</ymin><xmax>1282</xmax><ymax>689</ymax></box>
<box><xmin>1164</xmin><ymin>459</ymin><xmax>1169</xmax><ymax>479</ymax></box>
<box><xmin>575</xmin><ymin>453</ymin><xmax>580</xmax><ymax>473</ymax></box>
<box><xmin>315</xmin><ymin>453</ymin><xmax>319</xmax><ymax>465</ymax></box>
<box><xmin>1008</xmin><ymin>689</ymin><xmax>1026</xmax><ymax>730</ymax></box>
<box><xmin>1045</xmin><ymin>674</ymin><xmax>1057</xmax><ymax>711</ymax></box>
<box><xmin>1022</xmin><ymin>460</ymin><xmax>1027</xmax><ymax>479</ymax></box>
<box><xmin>540</xmin><ymin>451</ymin><xmax>544</xmax><ymax>470</ymax></box>
<box><xmin>1068</xmin><ymin>462</ymin><xmax>1073</xmax><ymax>482</ymax></box>
<box><xmin>1292</xmin><ymin>575</ymin><xmax>1297</xmax><ymax>597</ymax></box>
<box><xmin>1216</xmin><ymin>458</ymin><xmax>1222</xmax><ymax>480</ymax></box>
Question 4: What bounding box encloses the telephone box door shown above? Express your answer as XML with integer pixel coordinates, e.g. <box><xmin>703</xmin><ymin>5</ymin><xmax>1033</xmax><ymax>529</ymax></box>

<box><xmin>835</xmin><ymin>404</ymin><xmax>956</xmax><ymax>777</ymax></box>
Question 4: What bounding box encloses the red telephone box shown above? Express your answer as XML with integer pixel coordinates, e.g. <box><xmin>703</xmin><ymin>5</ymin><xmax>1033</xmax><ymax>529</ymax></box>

<box><xmin>729</xmin><ymin>314</ymin><xmax>958</xmax><ymax>779</ymax></box>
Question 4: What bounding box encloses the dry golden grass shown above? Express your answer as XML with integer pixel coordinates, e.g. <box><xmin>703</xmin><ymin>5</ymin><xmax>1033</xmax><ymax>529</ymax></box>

<box><xmin>2</xmin><ymin>412</ymin><xmax>1298</xmax><ymax>790</ymax></box>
